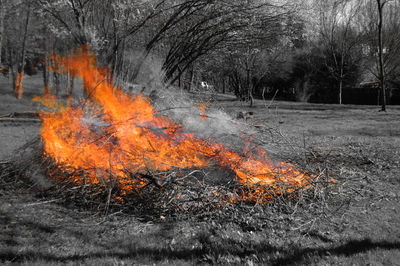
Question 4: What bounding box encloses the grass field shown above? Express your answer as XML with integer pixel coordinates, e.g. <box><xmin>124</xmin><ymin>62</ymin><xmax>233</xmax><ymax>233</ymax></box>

<box><xmin>1</xmin><ymin>74</ymin><xmax>399</xmax><ymax>265</ymax></box>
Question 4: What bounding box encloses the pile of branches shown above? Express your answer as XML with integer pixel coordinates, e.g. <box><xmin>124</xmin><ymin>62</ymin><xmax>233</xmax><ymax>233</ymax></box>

<box><xmin>1</xmin><ymin>137</ymin><xmax>337</xmax><ymax>221</ymax></box>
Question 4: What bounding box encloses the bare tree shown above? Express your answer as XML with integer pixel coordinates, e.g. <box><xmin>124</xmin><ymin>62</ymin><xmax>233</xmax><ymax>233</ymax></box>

<box><xmin>376</xmin><ymin>0</ymin><xmax>388</xmax><ymax>111</ymax></box>
<box><xmin>364</xmin><ymin>0</ymin><xmax>398</xmax><ymax>110</ymax></box>
<box><xmin>170</xmin><ymin>0</ymin><xmax>294</xmax><ymax>104</ymax></box>
<box><xmin>317</xmin><ymin>0</ymin><xmax>363</xmax><ymax>104</ymax></box>
<box><xmin>35</xmin><ymin>0</ymin><xmax>168</xmax><ymax>76</ymax></box>
<box><xmin>1</xmin><ymin>0</ymin><xmax>32</xmax><ymax>99</ymax></box>
<box><xmin>355</xmin><ymin>0</ymin><xmax>400</xmax><ymax>108</ymax></box>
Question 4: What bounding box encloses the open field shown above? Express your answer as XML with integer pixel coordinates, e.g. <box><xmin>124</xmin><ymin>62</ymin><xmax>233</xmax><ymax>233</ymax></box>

<box><xmin>1</xmin><ymin>75</ymin><xmax>400</xmax><ymax>265</ymax></box>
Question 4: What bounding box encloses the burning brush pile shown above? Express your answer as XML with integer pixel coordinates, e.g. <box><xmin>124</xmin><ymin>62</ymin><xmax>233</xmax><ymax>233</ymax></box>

<box><xmin>7</xmin><ymin>47</ymin><xmax>328</xmax><ymax>214</ymax></box>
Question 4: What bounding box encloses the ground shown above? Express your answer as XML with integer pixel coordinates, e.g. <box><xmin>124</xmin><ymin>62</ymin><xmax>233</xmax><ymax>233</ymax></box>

<box><xmin>0</xmin><ymin>74</ymin><xmax>399</xmax><ymax>265</ymax></box>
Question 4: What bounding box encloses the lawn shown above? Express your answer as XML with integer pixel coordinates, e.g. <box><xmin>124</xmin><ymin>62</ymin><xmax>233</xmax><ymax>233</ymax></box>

<box><xmin>1</xmin><ymin>74</ymin><xmax>399</xmax><ymax>265</ymax></box>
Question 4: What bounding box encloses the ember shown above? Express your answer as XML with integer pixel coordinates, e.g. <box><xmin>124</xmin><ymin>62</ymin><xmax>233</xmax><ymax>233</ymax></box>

<box><xmin>35</xmin><ymin>46</ymin><xmax>313</xmax><ymax>203</ymax></box>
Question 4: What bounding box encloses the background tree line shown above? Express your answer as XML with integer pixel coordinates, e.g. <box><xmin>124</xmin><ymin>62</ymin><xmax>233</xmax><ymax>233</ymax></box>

<box><xmin>0</xmin><ymin>0</ymin><xmax>399</xmax><ymax>108</ymax></box>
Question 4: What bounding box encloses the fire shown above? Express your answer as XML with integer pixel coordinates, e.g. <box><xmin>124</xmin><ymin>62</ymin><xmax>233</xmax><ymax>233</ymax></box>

<box><xmin>36</xmin><ymin>46</ymin><xmax>313</xmax><ymax>203</ymax></box>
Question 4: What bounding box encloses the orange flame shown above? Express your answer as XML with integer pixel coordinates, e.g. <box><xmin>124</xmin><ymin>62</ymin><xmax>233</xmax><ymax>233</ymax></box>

<box><xmin>36</xmin><ymin>46</ymin><xmax>313</xmax><ymax>202</ymax></box>
<box><xmin>14</xmin><ymin>72</ymin><xmax>24</xmax><ymax>99</ymax></box>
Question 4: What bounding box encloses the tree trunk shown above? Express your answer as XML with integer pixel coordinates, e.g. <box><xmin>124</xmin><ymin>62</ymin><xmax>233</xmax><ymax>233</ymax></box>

<box><xmin>246</xmin><ymin>68</ymin><xmax>250</xmax><ymax>96</ymax></box>
<box><xmin>248</xmin><ymin>91</ymin><xmax>254</xmax><ymax>107</ymax></box>
<box><xmin>188</xmin><ymin>64</ymin><xmax>194</xmax><ymax>92</ymax></box>
<box><xmin>339</xmin><ymin>51</ymin><xmax>345</xmax><ymax>104</ymax></box>
<box><xmin>53</xmin><ymin>72</ymin><xmax>60</xmax><ymax>96</ymax></box>
<box><xmin>43</xmin><ymin>55</ymin><xmax>50</xmax><ymax>95</ymax></box>
<box><xmin>0</xmin><ymin>0</ymin><xmax>5</xmax><ymax>63</ymax></box>
<box><xmin>377</xmin><ymin>0</ymin><xmax>386</xmax><ymax>111</ymax></box>
<box><xmin>14</xmin><ymin>2</ymin><xmax>31</xmax><ymax>99</ymax></box>
<box><xmin>10</xmin><ymin>66</ymin><xmax>15</xmax><ymax>91</ymax></box>
<box><xmin>339</xmin><ymin>78</ymin><xmax>343</xmax><ymax>105</ymax></box>
<box><xmin>69</xmin><ymin>74</ymin><xmax>75</xmax><ymax>96</ymax></box>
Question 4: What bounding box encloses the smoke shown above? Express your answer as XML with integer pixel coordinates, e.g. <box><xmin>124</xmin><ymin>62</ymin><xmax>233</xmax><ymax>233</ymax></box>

<box><xmin>118</xmin><ymin>52</ymin><xmax>249</xmax><ymax>145</ymax></box>
<box><xmin>155</xmin><ymin>88</ymin><xmax>244</xmax><ymax>140</ymax></box>
<box><xmin>133</xmin><ymin>52</ymin><xmax>164</xmax><ymax>91</ymax></box>
<box><xmin>26</xmin><ymin>164</ymin><xmax>54</xmax><ymax>189</ymax></box>
<box><xmin>13</xmin><ymin>138</ymin><xmax>54</xmax><ymax>189</ymax></box>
